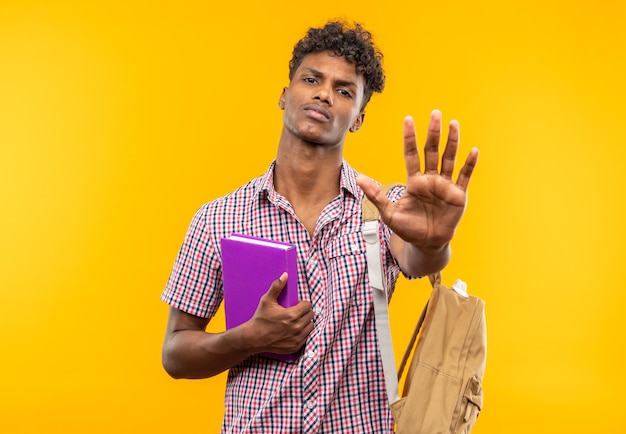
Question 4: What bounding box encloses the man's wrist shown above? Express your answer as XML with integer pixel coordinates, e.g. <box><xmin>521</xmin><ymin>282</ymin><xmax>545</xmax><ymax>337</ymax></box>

<box><xmin>408</xmin><ymin>241</ymin><xmax>450</xmax><ymax>257</ymax></box>
<box><xmin>224</xmin><ymin>322</ymin><xmax>258</xmax><ymax>356</ymax></box>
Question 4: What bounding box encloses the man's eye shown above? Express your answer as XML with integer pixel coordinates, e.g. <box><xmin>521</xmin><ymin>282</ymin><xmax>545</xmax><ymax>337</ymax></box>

<box><xmin>338</xmin><ymin>89</ymin><xmax>353</xmax><ymax>98</ymax></box>
<box><xmin>304</xmin><ymin>77</ymin><xmax>317</xmax><ymax>84</ymax></box>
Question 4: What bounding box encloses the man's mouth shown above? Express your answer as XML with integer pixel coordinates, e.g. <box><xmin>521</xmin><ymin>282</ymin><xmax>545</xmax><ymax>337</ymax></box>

<box><xmin>303</xmin><ymin>104</ymin><xmax>330</xmax><ymax>121</ymax></box>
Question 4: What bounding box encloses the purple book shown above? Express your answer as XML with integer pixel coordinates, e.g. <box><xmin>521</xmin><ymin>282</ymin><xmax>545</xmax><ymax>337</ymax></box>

<box><xmin>220</xmin><ymin>233</ymin><xmax>300</xmax><ymax>362</ymax></box>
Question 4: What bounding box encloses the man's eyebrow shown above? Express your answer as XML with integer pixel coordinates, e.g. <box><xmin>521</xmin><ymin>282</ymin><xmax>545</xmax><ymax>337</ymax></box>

<box><xmin>302</xmin><ymin>67</ymin><xmax>358</xmax><ymax>88</ymax></box>
<box><xmin>335</xmin><ymin>78</ymin><xmax>358</xmax><ymax>89</ymax></box>
<box><xmin>303</xmin><ymin>67</ymin><xmax>324</xmax><ymax>77</ymax></box>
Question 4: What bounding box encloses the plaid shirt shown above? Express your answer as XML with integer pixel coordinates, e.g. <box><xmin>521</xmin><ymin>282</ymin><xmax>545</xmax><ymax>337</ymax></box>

<box><xmin>161</xmin><ymin>161</ymin><xmax>405</xmax><ymax>433</ymax></box>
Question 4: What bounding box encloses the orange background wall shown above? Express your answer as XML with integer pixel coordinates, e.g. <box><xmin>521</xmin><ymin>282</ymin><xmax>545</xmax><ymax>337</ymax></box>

<box><xmin>1</xmin><ymin>1</ymin><xmax>624</xmax><ymax>432</ymax></box>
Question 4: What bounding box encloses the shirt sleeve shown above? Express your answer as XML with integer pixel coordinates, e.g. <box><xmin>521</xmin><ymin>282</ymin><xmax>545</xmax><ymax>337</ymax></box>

<box><xmin>160</xmin><ymin>204</ymin><xmax>223</xmax><ymax>319</ymax></box>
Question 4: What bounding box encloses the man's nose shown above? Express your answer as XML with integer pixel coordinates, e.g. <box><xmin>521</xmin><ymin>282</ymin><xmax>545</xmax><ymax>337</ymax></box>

<box><xmin>314</xmin><ymin>85</ymin><xmax>333</xmax><ymax>106</ymax></box>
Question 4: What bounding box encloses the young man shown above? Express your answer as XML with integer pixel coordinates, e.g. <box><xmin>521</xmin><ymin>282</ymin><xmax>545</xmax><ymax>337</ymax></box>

<box><xmin>161</xmin><ymin>21</ymin><xmax>478</xmax><ymax>433</ymax></box>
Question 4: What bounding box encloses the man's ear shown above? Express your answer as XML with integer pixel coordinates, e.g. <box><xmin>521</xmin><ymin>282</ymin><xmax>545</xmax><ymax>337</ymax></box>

<box><xmin>349</xmin><ymin>112</ymin><xmax>366</xmax><ymax>132</ymax></box>
<box><xmin>278</xmin><ymin>87</ymin><xmax>287</xmax><ymax>109</ymax></box>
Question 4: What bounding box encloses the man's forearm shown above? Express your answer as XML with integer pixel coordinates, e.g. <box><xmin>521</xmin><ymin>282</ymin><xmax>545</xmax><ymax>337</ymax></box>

<box><xmin>391</xmin><ymin>233</ymin><xmax>451</xmax><ymax>277</ymax></box>
<box><xmin>162</xmin><ymin>326</ymin><xmax>255</xmax><ymax>379</ymax></box>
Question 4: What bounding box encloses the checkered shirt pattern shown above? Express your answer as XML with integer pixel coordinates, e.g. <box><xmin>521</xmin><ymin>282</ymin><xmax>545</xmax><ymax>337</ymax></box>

<box><xmin>161</xmin><ymin>161</ymin><xmax>405</xmax><ymax>433</ymax></box>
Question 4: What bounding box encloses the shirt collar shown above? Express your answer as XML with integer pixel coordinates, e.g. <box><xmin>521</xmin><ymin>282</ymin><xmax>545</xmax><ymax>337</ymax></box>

<box><xmin>259</xmin><ymin>161</ymin><xmax>276</xmax><ymax>196</ymax></box>
<box><xmin>255</xmin><ymin>159</ymin><xmax>361</xmax><ymax>200</ymax></box>
<box><xmin>339</xmin><ymin>159</ymin><xmax>361</xmax><ymax>199</ymax></box>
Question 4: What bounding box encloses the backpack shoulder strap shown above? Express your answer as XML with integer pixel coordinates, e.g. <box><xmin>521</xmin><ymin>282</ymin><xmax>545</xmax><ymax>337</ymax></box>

<box><xmin>361</xmin><ymin>183</ymin><xmax>402</xmax><ymax>405</ymax></box>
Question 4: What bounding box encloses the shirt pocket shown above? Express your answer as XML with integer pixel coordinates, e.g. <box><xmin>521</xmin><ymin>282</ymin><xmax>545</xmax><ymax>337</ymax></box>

<box><xmin>327</xmin><ymin>231</ymin><xmax>365</xmax><ymax>259</ymax></box>
<box><xmin>326</xmin><ymin>232</ymin><xmax>368</xmax><ymax>305</ymax></box>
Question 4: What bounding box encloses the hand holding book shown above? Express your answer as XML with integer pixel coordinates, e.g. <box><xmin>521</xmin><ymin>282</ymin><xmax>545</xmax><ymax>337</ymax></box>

<box><xmin>221</xmin><ymin>234</ymin><xmax>314</xmax><ymax>362</ymax></box>
<box><xmin>244</xmin><ymin>272</ymin><xmax>314</xmax><ymax>359</ymax></box>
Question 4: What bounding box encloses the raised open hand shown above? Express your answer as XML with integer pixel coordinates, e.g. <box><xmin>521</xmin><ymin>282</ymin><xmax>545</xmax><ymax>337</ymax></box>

<box><xmin>357</xmin><ymin>110</ymin><xmax>479</xmax><ymax>249</ymax></box>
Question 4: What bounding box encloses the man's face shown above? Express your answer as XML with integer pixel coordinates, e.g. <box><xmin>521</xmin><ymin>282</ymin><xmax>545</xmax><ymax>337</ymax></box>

<box><xmin>279</xmin><ymin>51</ymin><xmax>366</xmax><ymax>147</ymax></box>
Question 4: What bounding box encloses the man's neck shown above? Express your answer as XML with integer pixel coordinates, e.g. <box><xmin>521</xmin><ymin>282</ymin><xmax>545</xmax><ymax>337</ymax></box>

<box><xmin>274</xmin><ymin>133</ymin><xmax>343</xmax><ymax>201</ymax></box>
<box><xmin>273</xmin><ymin>137</ymin><xmax>343</xmax><ymax>236</ymax></box>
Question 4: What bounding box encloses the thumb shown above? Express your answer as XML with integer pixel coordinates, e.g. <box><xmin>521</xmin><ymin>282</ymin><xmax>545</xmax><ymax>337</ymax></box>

<box><xmin>265</xmin><ymin>272</ymin><xmax>288</xmax><ymax>301</ymax></box>
<box><xmin>356</xmin><ymin>174</ymin><xmax>390</xmax><ymax>213</ymax></box>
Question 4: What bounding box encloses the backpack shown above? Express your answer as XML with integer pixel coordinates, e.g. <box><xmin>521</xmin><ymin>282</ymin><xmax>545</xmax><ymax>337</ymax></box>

<box><xmin>362</xmin><ymin>185</ymin><xmax>487</xmax><ymax>434</ymax></box>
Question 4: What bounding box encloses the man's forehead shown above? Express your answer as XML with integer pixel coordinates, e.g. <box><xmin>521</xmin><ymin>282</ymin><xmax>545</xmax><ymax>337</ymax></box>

<box><xmin>296</xmin><ymin>52</ymin><xmax>363</xmax><ymax>83</ymax></box>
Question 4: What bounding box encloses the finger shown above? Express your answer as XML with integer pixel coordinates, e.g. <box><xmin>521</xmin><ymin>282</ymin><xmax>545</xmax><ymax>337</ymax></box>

<box><xmin>356</xmin><ymin>174</ymin><xmax>392</xmax><ymax>215</ymax></box>
<box><xmin>293</xmin><ymin>300</ymin><xmax>313</xmax><ymax>317</ymax></box>
<box><xmin>456</xmin><ymin>147</ymin><xmax>479</xmax><ymax>191</ymax></box>
<box><xmin>298</xmin><ymin>304</ymin><xmax>315</xmax><ymax>323</ymax></box>
<box><xmin>265</xmin><ymin>272</ymin><xmax>288</xmax><ymax>301</ymax></box>
<box><xmin>287</xmin><ymin>301</ymin><xmax>314</xmax><ymax>337</ymax></box>
<box><xmin>301</xmin><ymin>309</ymin><xmax>315</xmax><ymax>334</ymax></box>
<box><xmin>424</xmin><ymin>110</ymin><xmax>442</xmax><ymax>174</ymax></box>
<box><xmin>403</xmin><ymin>116</ymin><xmax>421</xmax><ymax>178</ymax></box>
<box><xmin>302</xmin><ymin>318</ymin><xmax>315</xmax><ymax>336</ymax></box>
<box><xmin>440</xmin><ymin>120</ymin><xmax>460</xmax><ymax>180</ymax></box>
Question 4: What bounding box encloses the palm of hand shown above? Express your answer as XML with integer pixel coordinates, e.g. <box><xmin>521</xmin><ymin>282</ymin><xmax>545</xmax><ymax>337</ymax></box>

<box><xmin>357</xmin><ymin>111</ymin><xmax>478</xmax><ymax>249</ymax></box>
<box><xmin>387</xmin><ymin>173</ymin><xmax>468</xmax><ymax>247</ymax></box>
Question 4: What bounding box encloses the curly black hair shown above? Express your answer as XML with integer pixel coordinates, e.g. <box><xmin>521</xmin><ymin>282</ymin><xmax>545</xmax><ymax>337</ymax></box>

<box><xmin>288</xmin><ymin>21</ymin><xmax>385</xmax><ymax>109</ymax></box>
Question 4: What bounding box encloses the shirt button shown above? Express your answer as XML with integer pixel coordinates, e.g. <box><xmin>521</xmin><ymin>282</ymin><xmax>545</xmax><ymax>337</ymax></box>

<box><xmin>306</xmin><ymin>401</ymin><xmax>315</xmax><ymax>409</ymax></box>
<box><xmin>314</xmin><ymin>306</ymin><xmax>322</xmax><ymax>315</ymax></box>
<box><xmin>307</xmin><ymin>350</ymin><xmax>315</xmax><ymax>359</ymax></box>
<box><xmin>351</xmin><ymin>243</ymin><xmax>360</xmax><ymax>252</ymax></box>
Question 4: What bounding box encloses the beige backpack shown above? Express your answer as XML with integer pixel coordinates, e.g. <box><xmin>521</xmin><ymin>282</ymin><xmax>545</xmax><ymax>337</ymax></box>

<box><xmin>362</xmin><ymin>187</ymin><xmax>487</xmax><ymax>434</ymax></box>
